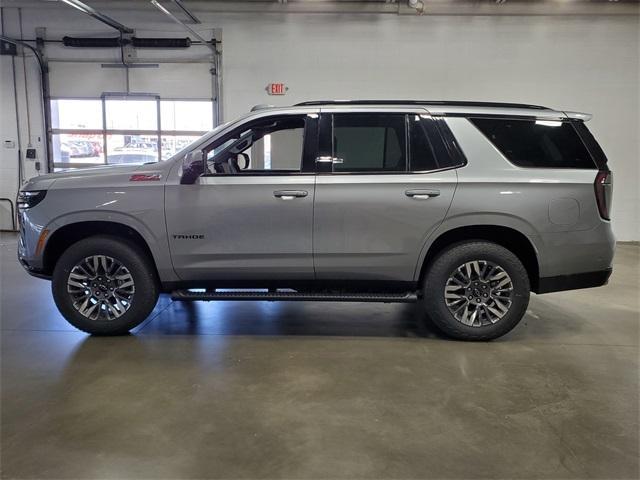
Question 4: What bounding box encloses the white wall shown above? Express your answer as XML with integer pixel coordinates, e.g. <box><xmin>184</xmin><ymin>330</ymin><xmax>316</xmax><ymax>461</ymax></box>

<box><xmin>219</xmin><ymin>14</ymin><xmax>639</xmax><ymax>241</ymax></box>
<box><xmin>0</xmin><ymin>55</ymin><xmax>22</xmax><ymax>227</ymax></box>
<box><xmin>0</xmin><ymin>8</ymin><xmax>45</xmax><ymax>229</ymax></box>
<box><xmin>1</xmin><ymin>6</ymin><xmax>638</xmax><ymax>239</ymax></box>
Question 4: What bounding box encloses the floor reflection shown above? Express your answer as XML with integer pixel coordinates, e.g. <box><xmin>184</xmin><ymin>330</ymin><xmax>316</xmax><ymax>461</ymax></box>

<box><xmin>139</xmin><ymin>296</ymin><xmax>443</xmax><ymax>338</ymax></box>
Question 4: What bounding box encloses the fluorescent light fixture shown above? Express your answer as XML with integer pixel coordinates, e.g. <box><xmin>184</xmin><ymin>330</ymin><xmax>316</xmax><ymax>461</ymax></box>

<box><xmin>535</xmin><ymin>120</ymin><xmax>562</xmax><ymax>127</ymax></box>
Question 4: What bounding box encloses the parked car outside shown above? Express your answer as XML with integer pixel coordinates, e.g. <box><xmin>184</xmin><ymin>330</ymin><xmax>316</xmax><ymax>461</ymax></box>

<box><xmin>68</xmin><ymin>140</ymin><xmax>93</xmax><ymax>157</ymax></box>
<box><xmin>88</xmin><ymin>141</ymin><xmax>102</xmax><ymax>156</ymax></box>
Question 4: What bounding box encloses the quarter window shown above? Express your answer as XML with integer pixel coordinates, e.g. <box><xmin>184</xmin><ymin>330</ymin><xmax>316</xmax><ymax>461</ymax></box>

<box><xmin>409</xmin><ymin>116</ymin><xmax>438</xmax><ymax>171</ymax></box>
<box><xmin>332</xmin><ymin>114</ymin><xmax>407</xmax><ymax>172</ymax></box>
<box><xmin>470</xmin><ymin>118</ymin><xmax>596</xmax><ymax>169</ymax></box>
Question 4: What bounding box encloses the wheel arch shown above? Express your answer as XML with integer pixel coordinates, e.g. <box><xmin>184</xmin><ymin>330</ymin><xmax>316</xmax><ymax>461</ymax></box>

<box><xmin>42</xmin><ymin>220</ymin><xmax>159</xmax><ymax>280</ymax></box>
<box><xmin>417</xmin><ymin>224</ymin><xmax>540</xmax><ymax>292</ymax></box>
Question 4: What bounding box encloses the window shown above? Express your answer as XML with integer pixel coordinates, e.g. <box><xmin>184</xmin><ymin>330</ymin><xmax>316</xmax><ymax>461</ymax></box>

<box><xmin>572</xmin><ymin>121</ymin><xmax>608</xmax><ymax>169</ymax></box>
<box><xmin>160</xmin><ymin>100</ymin><xmax>213</xmax><ymax>160</ymax></box>
<box><xmin>161</xmin><ymin>100</ymin><xmax>213</xmax><ymax>132</ymax></box>
<box><xmin>105</xmin><ymin>99</ymin><xmax>158</xmax><ymax>130</ymax></box>
<box><xmin>470</xmin><ymin>118</ymin><xmax>596</xmax><ymax>169</ymax></box>
<box><xmin>409</xmin><ymin>116</ymin><xmax>438</xmax><ymax>171</ymax></box>
<box><xmin>332</xmin><ymin>114</ymin><xmax>406</xmax><ymax>172</ymax></box>
<box><xmin>51</xmin><ymin>99</ymin><xmax>102</xmax><ymax>130</ymax></box>
<box><xmin>51</xmin><ymin>100</ymin><xmax>104</xmax><ymax>168</ymax></box>
<box><xmin>50</xmin><ymin>98</ymin><xmax>214</xmax><ymax>170</ymax></box>
<box><xmin>205</xmin><ymin>116</ymin><xmax>306</xmax><ymax>174</ymax></box>
<box><xmin>52</xmin><ymin>134</ymin><xmax>104</xmax><ymax>166</ymax></box>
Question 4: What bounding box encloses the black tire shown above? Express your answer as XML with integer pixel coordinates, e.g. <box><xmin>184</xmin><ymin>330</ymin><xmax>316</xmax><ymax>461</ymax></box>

<box><xmin>52</xmin><ymin>235</ymin><xmax>159</xmax><ymax>335</ymax></box>
<box><xmin>423</xmin><ymin>241</ymin><xmax>530</xmax><ymax>341</ymax></box>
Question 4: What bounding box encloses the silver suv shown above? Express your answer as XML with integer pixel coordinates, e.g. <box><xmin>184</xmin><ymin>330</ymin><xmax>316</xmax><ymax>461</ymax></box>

<box><xmin>17</xmin><ymin>101</ymin><xmax>615</xmax><ymax>340</ymax></box>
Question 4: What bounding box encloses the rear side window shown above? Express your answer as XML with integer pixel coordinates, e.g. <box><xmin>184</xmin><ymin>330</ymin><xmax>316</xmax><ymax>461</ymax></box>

<box><xmin>572</xmin><ymin>121</ymin><xmax>608</xmax><ymax>169</ymax></box>
<box><xmin>470</xmin><ymin>118</ymin><xmax>596</xmax><ymax>169</ymax></box>
<box><xmin>333</xmin><ymin>114</ymin><xmax>406</xmax><ymax>172</ymax></box>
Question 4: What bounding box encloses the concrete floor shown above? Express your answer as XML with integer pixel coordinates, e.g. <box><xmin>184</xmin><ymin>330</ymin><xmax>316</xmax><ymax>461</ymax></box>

<box><xmin>0</xmin><ymin>232</ymin><xmax>638</xmax><ymax>479</ymax></box>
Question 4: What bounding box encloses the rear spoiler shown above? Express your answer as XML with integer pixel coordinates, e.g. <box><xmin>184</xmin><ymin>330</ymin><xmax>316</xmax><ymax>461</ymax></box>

<box><xmin>564</xmin><ymin>111</ymin><xmax>593</xmax><ymax>122</ymax></box>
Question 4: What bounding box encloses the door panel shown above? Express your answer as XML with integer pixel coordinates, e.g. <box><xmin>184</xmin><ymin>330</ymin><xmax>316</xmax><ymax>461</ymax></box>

<box><xmin>313</xmin><ymin>171</ymin><xmax>457</xmax><ymax>281</ymax></box>
<box><xmin>165</xmin><ymin>112</ymin><xmax>318</xmax><ymax>282</ymax></box>
<box><xmin>166</xmin><ymin>175</ymin><xmax>315</xmax><ymax>281</ymax></box>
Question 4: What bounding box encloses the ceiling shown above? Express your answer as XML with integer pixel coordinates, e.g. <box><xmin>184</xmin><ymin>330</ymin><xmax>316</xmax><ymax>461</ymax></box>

<box><xmin>3</xmin><ymin>0</ymin><xmax>639</xmax><ymax>16</ymax></box>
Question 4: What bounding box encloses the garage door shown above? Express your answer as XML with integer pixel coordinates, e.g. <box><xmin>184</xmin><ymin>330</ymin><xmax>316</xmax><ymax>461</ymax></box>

<box><xmin>48</xmin><ymin>61</ymin><xmax>218</xmax><ymax>170</ymax></box>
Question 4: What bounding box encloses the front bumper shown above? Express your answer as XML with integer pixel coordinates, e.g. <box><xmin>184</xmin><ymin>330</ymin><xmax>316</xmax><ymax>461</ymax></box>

<box><xmin>18</xmin><ymin>255</ymin><xmax>51</xmax><ymax>280</ymax></box>
<box><xmin>17</xmin><ymin>211</ymin><xmax>49</xmax><ymax>279</ymax></box>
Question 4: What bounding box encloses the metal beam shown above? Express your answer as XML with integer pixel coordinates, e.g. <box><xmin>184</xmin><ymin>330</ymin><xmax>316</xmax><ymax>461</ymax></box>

<box><xmin>150</xmin><ymin>0</ymin><xmax>215</xmax><ymax>52</ymax></box>
<box><xmin>172</xmin><ymin>0</ymin><xmax>201</xmax><ymax>24</ymax></box>
<box><xmin>59</xmin><ymin>0</ymin><xmax>133</xmax><ymax>34</ymax></box>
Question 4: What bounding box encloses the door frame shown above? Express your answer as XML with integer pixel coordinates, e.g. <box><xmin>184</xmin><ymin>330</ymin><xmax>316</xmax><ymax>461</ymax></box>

<box><xmin>197</xmin><ymin>111</ymin><xmax>320</xmax><ymax>177</ymax></box>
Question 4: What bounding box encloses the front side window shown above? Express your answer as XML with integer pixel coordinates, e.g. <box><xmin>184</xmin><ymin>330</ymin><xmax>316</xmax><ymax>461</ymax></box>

<box><xmin>332</xmin><ymin>114</ymin><xmax>407</xmax><ymax>172</ymax></box>
<box><xmin>205</xmin><ymin>116</ymin><xmax>305</xmax><ymax>174</ymax></box>
<box><xmin>470</xmin><ymin>118</ymin><xmax>596</xmax><ymax>169</ymax></box>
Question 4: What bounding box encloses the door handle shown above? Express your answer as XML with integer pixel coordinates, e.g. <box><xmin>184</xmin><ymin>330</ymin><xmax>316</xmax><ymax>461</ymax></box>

<box><xmin>274</xmin><ymin>190</ymin><xmax>308</xmax><ymax>200</ymax></box>
<box><xmin>405</xmin><ymin>189</ymin><xmax>440</xmax><ymax>199</ymax></box>
<box><xmin>315</xmin><ymin>156</ymin><xmax>344</xmax><ymax>164</ymax></box>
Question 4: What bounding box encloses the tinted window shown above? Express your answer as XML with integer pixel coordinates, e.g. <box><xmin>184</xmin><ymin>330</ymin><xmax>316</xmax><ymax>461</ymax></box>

<box><xmin>333</xmin><ymin>114</ymin><xmax>406</xmax><ymax>172</ymax></box>
<box><xmin>409</xmin><ymin>116</ymin><xmax>438</xmax><ymax>171</ymax></box>
<box><xmin>470</xmin><ymin>118</ymin><xmax>596</xmax><ymax>169</ymax></box>
<box><xmin>572</xmin><ymin>121</ymin><xmax>608</xmax><ymax>169</ymax></box>
<box><xmin>432</xmin><ymin>118</ymin><xmax>467</xmax><ymax>169</ymax></box>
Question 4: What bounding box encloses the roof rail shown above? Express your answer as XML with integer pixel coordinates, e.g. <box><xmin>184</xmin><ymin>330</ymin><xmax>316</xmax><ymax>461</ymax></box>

<box><xmin>294</xmin><ymin>100</ymin><xmax>550</xmax><ymax>110</ymax></box>
<box><xmin>250</xmin><ymin>104</ymin><xmax>275</xmax><ymax>112</ymax></box>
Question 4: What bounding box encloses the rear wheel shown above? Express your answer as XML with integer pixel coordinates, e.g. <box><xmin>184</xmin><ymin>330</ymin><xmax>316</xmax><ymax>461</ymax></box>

<box><xmin>423</xmin><ymin>241</ymin><xmax>530</xmax><ymax>341</ymax></box>
<box><xmin>52</xmin><ymin>236</ymin><xmax>159</xmax><ymax>335</ymax></box>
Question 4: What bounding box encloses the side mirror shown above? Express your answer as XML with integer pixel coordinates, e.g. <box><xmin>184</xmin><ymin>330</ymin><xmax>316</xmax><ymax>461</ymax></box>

<box><xmin>180</xmin><ymin>150</ymin><xmax>204</xmax><ymax>185</ymax></box>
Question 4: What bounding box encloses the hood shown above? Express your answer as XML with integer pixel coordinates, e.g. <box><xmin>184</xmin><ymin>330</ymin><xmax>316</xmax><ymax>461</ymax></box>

<box><xmin>22</xmin><ymin>163</ymin><xmax>158</xmax><ymax>191</ymax></box>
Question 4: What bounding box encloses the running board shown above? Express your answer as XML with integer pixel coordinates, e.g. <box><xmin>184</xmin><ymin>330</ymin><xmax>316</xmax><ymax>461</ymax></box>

<box><xmin>171</xmin><ymin>290</ymin><xmax>418</xmax><ymax>303</ymax></box>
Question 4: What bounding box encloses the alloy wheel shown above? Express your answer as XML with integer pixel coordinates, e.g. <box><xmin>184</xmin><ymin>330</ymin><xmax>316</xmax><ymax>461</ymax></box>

<box><xmin>444</xmin><ymin>260</ymin><xmax>514</xmax><ymax>327</ymax></box>
<box><xmin>66</xmin><ymin>255</ymin><xmax>135</xmax><ymax>321</ymax></box>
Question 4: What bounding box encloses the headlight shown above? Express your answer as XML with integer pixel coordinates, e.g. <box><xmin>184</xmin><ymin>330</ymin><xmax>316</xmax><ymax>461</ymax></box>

<box><xmin>17</xmin><ymin>190</ymin><xmax>47</xmax><ymax>209</ymax></box>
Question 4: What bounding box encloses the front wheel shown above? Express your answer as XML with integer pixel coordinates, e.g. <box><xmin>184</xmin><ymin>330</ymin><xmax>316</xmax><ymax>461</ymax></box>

<box><xmin>423</xmin><ymin>241</ymin><xmax>530</xmax><ymax>341</ymax></box>
<box><xmin>52</xmin><ymin>236</ymin><xmax>159</xmax><ymax>335</ymax></box>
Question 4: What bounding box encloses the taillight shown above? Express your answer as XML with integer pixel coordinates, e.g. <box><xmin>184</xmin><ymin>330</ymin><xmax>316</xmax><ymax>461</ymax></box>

<box><xmin>594</xmin><ymin>170</ymin><xmax>612</xmax><ymax>220</ymax></box>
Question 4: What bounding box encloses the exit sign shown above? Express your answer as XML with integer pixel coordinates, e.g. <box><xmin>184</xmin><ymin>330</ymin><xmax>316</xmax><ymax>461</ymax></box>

<box><xmin>266</xmin><ymin>83</ymin><xmax>288</xmax><ymax>95</ymax></box>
